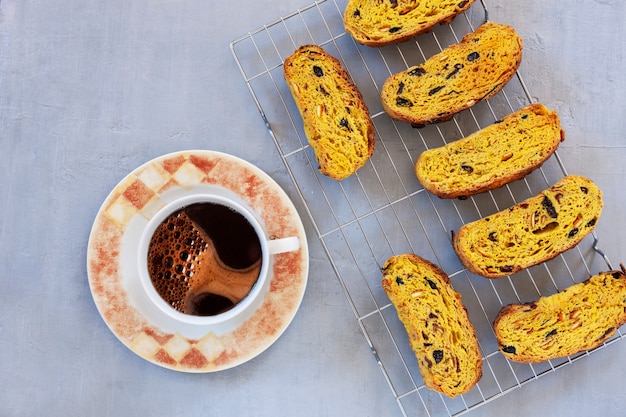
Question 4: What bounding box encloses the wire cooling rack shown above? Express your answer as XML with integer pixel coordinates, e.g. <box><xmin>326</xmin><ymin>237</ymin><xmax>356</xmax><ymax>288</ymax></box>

<box><xmin>231</xmin><ymin>1</ymin><xmax>619</xmax><ymax>415</ymax></box>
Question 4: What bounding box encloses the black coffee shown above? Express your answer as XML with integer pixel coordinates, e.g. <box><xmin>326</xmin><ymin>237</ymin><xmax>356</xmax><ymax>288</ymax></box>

<box><xmin>147</xmin><ymin>202</ymin><xmax>263</xmax><ymax>316</ymax></box>
<box><xmin>184</xmin><ymin>202</ymin><xmax>261</xmax><ymax>270</ymax></box>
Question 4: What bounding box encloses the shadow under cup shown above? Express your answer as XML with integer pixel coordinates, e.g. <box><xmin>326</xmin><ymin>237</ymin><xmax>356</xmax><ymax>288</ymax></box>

<box><xmin>138</xmin><ymin>194</ymin><xmax>299</xmax><ymax>325</ymax></box>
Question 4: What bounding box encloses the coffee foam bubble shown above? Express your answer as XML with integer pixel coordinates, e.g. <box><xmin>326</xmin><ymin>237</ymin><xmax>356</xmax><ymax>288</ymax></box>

<box><xmin>147</xmin><ymin>211</ymin><xmax>207</xmax><ymax>312</ymax></box>
<box><xmin>147</xmin><ymin>207</ymin><xmax>262</xmax><ymax>316</ymax></box>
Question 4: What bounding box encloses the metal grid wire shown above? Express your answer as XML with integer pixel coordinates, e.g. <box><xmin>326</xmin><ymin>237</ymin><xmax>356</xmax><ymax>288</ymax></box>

<box><xmin>231</xmin><ymin>1</ymin><xmax>619</xmax><ymax>415</ymax></box>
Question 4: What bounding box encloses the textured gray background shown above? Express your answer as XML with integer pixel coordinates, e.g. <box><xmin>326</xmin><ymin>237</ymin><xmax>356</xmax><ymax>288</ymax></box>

<box><xmin>1</xmin><ymin>0</ymin><xmax>625</xmax><ymax>416</ymax></box>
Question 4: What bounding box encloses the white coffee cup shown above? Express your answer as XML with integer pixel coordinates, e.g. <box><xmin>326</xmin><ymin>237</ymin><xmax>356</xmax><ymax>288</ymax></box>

<box><xmin>136</xmin><ymin>192</ymin><xmax>300</xmax><ymax>331</ymax></box>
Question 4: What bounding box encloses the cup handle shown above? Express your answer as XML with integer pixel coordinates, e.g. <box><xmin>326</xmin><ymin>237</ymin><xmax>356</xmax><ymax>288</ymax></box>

<box><xmin>266</xmin><ymin>236</ymin><xmax>300</xmax><ymax>255</ymax></box>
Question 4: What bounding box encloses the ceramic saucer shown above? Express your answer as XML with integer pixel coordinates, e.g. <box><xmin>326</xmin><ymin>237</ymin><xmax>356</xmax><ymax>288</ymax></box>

<box><xmin>87</xmin><ymin>150</ymin><xmax>309</xmax><ymax>372</ymax></box>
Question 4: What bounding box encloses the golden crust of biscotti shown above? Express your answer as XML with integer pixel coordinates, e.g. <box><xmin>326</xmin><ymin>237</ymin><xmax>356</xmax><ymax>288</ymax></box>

<box><xmin>494</xmin><ymin>266</ymin><xmax>626</xmax><ymax>363</ymax></box>
<box><xmin>381</xmin><ymin>22</ymin><xmax>523</xmax><ymax>126</ymax></box>
<box><xmin>416</xmin><ymin>103</ymin><xmax>565</xmax><ymax>199</ymax></box>
<box><xmin>343</xmin><ymin>0</ymin><xmax>476</xmax><ymax>47</ymax></box>
<box><xmin>382</xmin><ymin>254</ymin><xmax>482</xmax><ymax>397</ymax></box>
<box><xmin>283</xmin><ymin>44</ymin><xmax>375</xmax><ymax>181</ymax></box>
<box><xmin>452</xmin><ymin>175</ymin><xmax>603</xmax><ymax>278</ymax></box>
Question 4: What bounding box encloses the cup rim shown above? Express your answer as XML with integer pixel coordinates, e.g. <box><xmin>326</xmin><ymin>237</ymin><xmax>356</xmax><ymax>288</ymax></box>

<box><xmin>137</xmin><ymin>193</ymin><xmax>271</xmax><ymax>326</ymax></box>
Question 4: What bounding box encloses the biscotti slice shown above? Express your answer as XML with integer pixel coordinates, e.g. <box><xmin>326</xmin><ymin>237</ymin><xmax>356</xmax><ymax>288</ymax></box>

<box><xmin>283</xmin><ymin>44</ymin><xmax>375</xmax><ymax>181</ymax></box>
<box><xmin>452</xmin><ymin>175</ymin><xmax>603</xmax><ymax>278</ymax></box>
<box><xmin>343</xmin><ymin>0</ymin><xmax>476</xmax><ymax>47</ymax></box>
<box><xmin>382</xmin><ymin>254</ymin><xmax>482</xmax><ymax>397</ymax></box>
<box><xmin>494</xmin><ymin>266</ymin><xmax>626</xmax><ymax>363</ymax></box>
<box><xmin>416</xmin><ymin>103</ymin><xmax>565</xmax><ymax>199</ymax></box>
<box><xmin>381</xmin><ymin>22</ymin><xmax>522</xmax><ymax>126</ymax></box>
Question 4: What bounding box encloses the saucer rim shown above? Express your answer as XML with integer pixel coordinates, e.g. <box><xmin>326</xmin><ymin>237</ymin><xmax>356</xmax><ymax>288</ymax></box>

<box><xmin>86</xmin><ymin>149</ymin><xmax>309</xmax><ymax>372</ymax></box>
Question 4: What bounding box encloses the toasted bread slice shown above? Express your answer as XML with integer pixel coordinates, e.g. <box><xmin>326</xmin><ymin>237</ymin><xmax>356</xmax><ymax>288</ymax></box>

<box><xmin>381</xmin><ymin>22</ymin><xmax>522</xmax><ymax>126</ymax></box>
<box><xmin>344</xmin><ymin>0</ymin><xmax>476</xmax><ymax>47</ymax></box>
<box><xmin>494</xmin><ymin>266</ymin><xmax>626</xmax><ymax>363</ymax></box>
<box><xmin>382</xmin><ymin>254</ymin><xmax>482</xmax><ymax>397</ymax></box>
<box><xmin>284</xmin><ymin>44</ymin><xmax>375</xmax><ymax>180</ymax></box>
<box><xmin>416</xmin><ymin>103</ymin><xmax>564</xmax><ymax>199</ymax></box>
<box><xmin>453</xmin><ymin>175</ymin><xmax>603</xmax><ymax>278</ymax></box>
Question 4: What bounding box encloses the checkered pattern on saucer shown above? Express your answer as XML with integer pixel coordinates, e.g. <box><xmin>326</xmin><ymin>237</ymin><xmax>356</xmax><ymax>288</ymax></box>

<box><xmin>88</xmin><ymin>151</ymin><xmax>307</xmax><ymax>372</ymax></box>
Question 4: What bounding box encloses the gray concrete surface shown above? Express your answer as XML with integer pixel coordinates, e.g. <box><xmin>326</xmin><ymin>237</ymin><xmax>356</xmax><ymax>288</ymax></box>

<box><xmin>2</xmin><ymin>0</ymin><xmax>625</xmax><ymax>415</ymax></box>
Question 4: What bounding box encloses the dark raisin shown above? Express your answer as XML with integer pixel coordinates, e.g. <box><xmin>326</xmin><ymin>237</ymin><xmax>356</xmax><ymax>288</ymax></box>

<box><xmin>389</xmin><ymin>0</ymin><xmax>398</xmax><ymax>6</ymax></box>
<box><xmin>318</xmin><ymin>85</ymin><xmax>329</xmax><ymax>96</ymax></box>
<box><xmin>541</xmin><ymin>196</ymin><xmax>558</xmax><ymax>218</ymax></box>
<box><xmin>521</xmin><ymin>114</ymin><xmax>529</xmax><ymax>120</ymax></box>
<box><xmin>502</xmin><ymin>345</ymin><xmax>516</xmax><ymax>354</ymax></box>
<box><xmin>424</xmin><ymin>343</ymin><xmax>433</xmax><ymax>347</ymax></box>
<box><xmin>520</xmin><ymin>203</ymin><xmax>529</xmax><ymax>209</ymax></box>
<box><xmin>352</xmin><ymin>9</ymin><xmax>360</xmax><ymax>17</ymax></box>
<box><xmin>467</xmin><ymin>51</ymin><xmax>480</xmax><ymax>61</ymax></box>
<box><xmin>339</xmin><ymin>118</ymin><xmax>351</xmax><ymax>131</ymax></box>
<box><xmin>533</xmin><ymin>221</ymin><xmax>558</xmax><ymax>235</ymax></box>
<box><xmin>428</xmin><ymin>86</ymin><xmax>444</xmax><ymax>96</ymax></box>
<box><xmin>395</xmin><ymin>276</ymin><xmax>405</xmax><ymax>285</ymax></box>
<box><xmin>397</xmin><ymin>81</ymin><xmax>405</xmax><ymax>94</ymax></box>
<box><xmin>425</xmin><ymin>277</ymin><xmax>438</xmax><ymax>290</ymax></box>
<box><xmin>612</xmin><ymin>272</ymin><xmax>622</xmax><ymax>279</ymax></box>
<box><xmin>396</xmin><ymin>97</ymin><xmax>413</xmax><ymax>107</ymax></box>
<box><xmin>546</xmin><ymin>329</ymin><xmax>557</xmax><ymax>338</ymax></box>
<box><xmin>446</xmin><ymin>63</ymin><xmax>463</xmax><ymax>79</ymax></box>
<box><xmin>586</xmin><ymin>218</ymin><xmax>596</xmax><ymax>228</ymax></box>
<box><xmin>457</xmin><ymin>0</ymin><xmax>469</xmax><ymax>7</ymax></box>
<box><xmin>424</xmin><ymin>357</ymin><xmax>433</xmax><ymax>369</ymax></box>
<box><xmin>433</xmin><ymin>350</ymin><xmax>444</xmax><ymax>364</ymax></box>
<box><xmin>389</xmin><ymin>26</ymin><xmax>402</xmax><ymax>33</ymax></box>
<box><xmin>488</xmin><ymin>232</ymin><xmax>497</xmax><ymax>242</ymax></box>
<box><xmin>568</xmin><ymin>228</ymin><xmax>579</xmax><ymax>238</ymax></box>
<box><xmin>408</xmin><ymin>66</ymin><xmax>426</xmax><ymax>76</ymax></box>
<box><xmin>580</xmin><ymin>186</ymin><xmax>589</xmax><ymax>194</ymax></box>
<box><xmin>428</xmin><ymin>313</ymin><xmax>438</xmax><ymax>319</ymax></box>
<box><xmin>461</xmin><ymin>165</ymin><xmax>473</xmax><ymax>173</ymax></box>
<box><xmin>411</xmin><ymin>123</ymin><xmax>425</xmax><ymax>129</ymax></box>
<box><xmin>313</xmin><ymin>65</ymin><xmax>324</xmax><ymax>77</ymax></box>
<box><xmin>500</xmin><ymin>265</ymin><xmax>514</xmax><ymax>273</ymax></box>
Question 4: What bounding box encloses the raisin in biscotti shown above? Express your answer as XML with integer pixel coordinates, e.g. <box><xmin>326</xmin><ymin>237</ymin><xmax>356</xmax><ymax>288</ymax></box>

<box><xmin>283</xmin><ymin>44</ymin><xmax>375</xmax><ymax>181</ymax></box>
<box><xmin>416</xmin><ymin>103</ymin><xmax>565</xmax><ymax>199</ymax></box>
<box><xmin>381</xmin><ymin>22</ymin><xmax>522</xmax><ymax>126</ymax></box>
<box><xmin>452</xmin><ymin>175</ymin><xmax>603</xmax><ymax>278</ymax></box>
<box><xmin>382</xmin><ymin>254</ymin><xmax>482</xmax><ymax>397</ymax></box>
<box><xmin>494</xmin><ymin>266</ymin><xmax>626</xmax><ymax>363</ymax></box>
<box><xmin>343</xmin><ymin>0</ymin><xmax>476</xmax><ymax>47</ymax></box>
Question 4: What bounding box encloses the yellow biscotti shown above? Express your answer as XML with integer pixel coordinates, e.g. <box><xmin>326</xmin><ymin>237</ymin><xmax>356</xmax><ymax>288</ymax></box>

<box><xmin>416</xmin><ymin>103</ymin><xmax>564</xmax><ymax>199</ymax></box>
<box><xmin>343</xmin><ymin>0</ymin><xmax>476</xmax><ymax>47</ymax></box>
<box><xmin>452</xmin><ymin>175</ymin><xmax>603</xmax><ymax>278</ymax></box>
<box><xmin>382</xmin><ymin>254</ymin><xmax>482</xmax><ymax>397</ymax></box>
<box><xmin>494</xmin><ymin>266</ymin><xmax>626</xmax><ymax>363</ymax></box>
<box><xmin>381</xmin><ymin>22</ymin><xmax>522</xmax><ymax>126</ymax></box>
<box><xmin>283</xmin><ymin>44</ymin><xmax>375</xmax><ymax>181</ymax></box>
